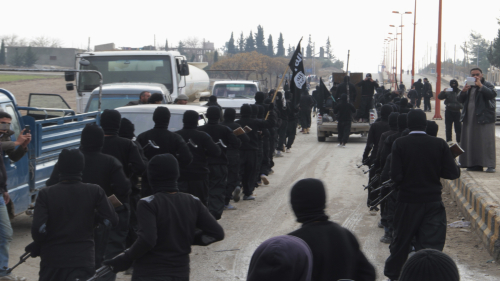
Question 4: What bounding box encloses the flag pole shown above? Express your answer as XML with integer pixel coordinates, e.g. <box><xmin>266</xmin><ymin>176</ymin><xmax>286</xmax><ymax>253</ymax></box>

<box><xmin>265</xmin><ymin>65</ymin><xmax>290</xmax><ymax>120</ymax></box>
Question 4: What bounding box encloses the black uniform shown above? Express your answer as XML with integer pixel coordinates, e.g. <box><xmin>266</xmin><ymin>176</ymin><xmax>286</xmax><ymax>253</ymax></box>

<box><xmin>118</xmin><ymin>118</ymin><xmax>148</xmax><ymax>249</ymax></box>
<box><xmin>276</xmin><ymin>93</ymin><xmax>290</xmax><ymax>152</ymax></box>
<box><xmin>336</xmin><ymin>76</ymin><xmax>357</xmax><ymax>104</ymax></box>
<box><xmin>198</xmin><ymin>106</ymin><xmax>240</xmax><ymax>219</ymax></box>
<box><xmin>175</xmin><ymin>110</ymin><xmax>221</xmax><ymax>207</ymax></box>
<box><xmin>384</xmin><ymin>110</ymin><xmax>460</xmax><ymax>280</ymax></box>
<box><xmin>286</xmin><ymin>94</ymin><xmax>299</xmax><ymax>150</ymax></box>
<box><xmin>46</xmin><ymin>124</ymin><xmax>130</xmax><ymax>277</ymax></box>
<box><xmin>355</xmin><ymin>79</ymin><xmax>379</xmax><ymax>120</ymax></box>
<box><xmin>136</xmin><ymin>107</ymin><xmax>193</xmax><ymax>197</ymax></box>
<box><xmin>437</xmin><ymin>81</ymin><xmax>462</xmax><ymax>143</ymax></box>
<box><xmin>412</xmin><ymin>79</ymin><xmax>424</xmax><ymax>108</ymax></box>
<box><xmin>362</xmin><ymin>104</ymin><xmax>392</xmax><ymax>163</ymax></box>
<box><xmin>221</xmin><ymin>109</ymin><xmax>250</xmax><ymax>205</ymax></box>
<box><xmin>289</xmin><ymin>179</ymin><xmax>376</xmax><ymax>281</ymax></box>
<box><xmin>299</xmin><ymin>92</ymin><xmax>314</xmax><ymax>129</ymax></box>
<box><xmin>422</xmin><ymin>80</ymin><xmax>433</xmax><ymax>111</ymax></box>
<box><xmin>236</xmin><ymin>104</ymin><xmax>275</xmax><ymax>198</ymax></box>
<box><xmin>33</xmin><ymin>149</ymin><xmax>118</xmax><ymax>281</ymax></box>
<box><xmin>103</xmin><ymin>154</ymin><xmax>224</xmax><ymax>280</ymax></box>
<box><xmin>100</xmin><ymin>110</ymin><xmax>146</xmax><ymax>275</ymax></box>
<box><xmin>407</xmin><ymin>89</ymin><xmax>418</xmax><ymax>107</ymax></box>
<box><xmin>333</xmin><ymin>94</ymin><xmax>356</xmax><ymax>144</ymax></box>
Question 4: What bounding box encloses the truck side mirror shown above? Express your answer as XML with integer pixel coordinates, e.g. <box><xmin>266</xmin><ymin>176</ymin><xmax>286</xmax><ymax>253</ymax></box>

<box><xmin>180</xmin><ymin>60</ymin><xmax>190</xmax><ymax>76</ymax></box>
<box><xmin>65</xmin><ymin>71</ymin><xmax>75</xmax><ymax>82</ymax></box>
<box><xmin>66</xmin><ymin>83</ymin><xmax>74</xmax><ymax>91</ymax></box>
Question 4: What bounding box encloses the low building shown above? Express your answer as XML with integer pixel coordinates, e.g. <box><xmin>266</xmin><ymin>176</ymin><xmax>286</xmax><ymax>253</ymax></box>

<box><xmin>5</xmin><ymin>46</ymin><xmax>85</xmax><ymax>68</ymax></box>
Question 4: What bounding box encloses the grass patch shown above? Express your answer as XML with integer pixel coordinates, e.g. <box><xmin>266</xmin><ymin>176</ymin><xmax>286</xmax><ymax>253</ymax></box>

<box><xmin>0</xmin><ymin>74</ymin><xmax>54</xmax><ymax>83</ymax></box>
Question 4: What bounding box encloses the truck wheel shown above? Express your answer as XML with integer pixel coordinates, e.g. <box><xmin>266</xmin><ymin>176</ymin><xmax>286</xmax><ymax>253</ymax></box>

<box><xmin>317</xmin><ymin>136</ymin><xmax>326</xmax><ymax>142</ymax></box>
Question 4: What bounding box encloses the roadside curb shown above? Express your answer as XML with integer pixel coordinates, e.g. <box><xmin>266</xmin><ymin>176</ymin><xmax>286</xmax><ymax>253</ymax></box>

<box><xmin>442</xmin><ymin>173</ymin><xmax>500</xmax><ymax>260</ymax></box>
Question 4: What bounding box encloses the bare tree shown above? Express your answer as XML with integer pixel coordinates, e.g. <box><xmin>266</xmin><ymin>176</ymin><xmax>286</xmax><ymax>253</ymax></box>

<box><xmin>30</xmin><ymin>36</ymin><xmax>63</xmax><ymax>47</ymax></box>
<box><xmin>184</xmin><ymin>37</ymin><xmax>201</xmax><ymax>48</ymax></box>
<box><xmin>0</xmin><ymin>34</ymin><xmax>28</xmax><ymax>46</ymax></box>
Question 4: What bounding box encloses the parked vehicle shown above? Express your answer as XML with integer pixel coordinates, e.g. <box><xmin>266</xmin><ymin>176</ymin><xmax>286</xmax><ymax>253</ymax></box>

<box><xmin>209</xmin><ymin>80</ymin><xmax>260</xmax><ymax>117</ymax></box>
<box><xmin>0</xmin><ymin>89</ymin><xmax>99</xmax><ymax>217</ymax></box>
<box><xmin>115</xmin><ymin>104</ymin><xmax>207</xmax><ymax>135</ymax></box>
<box><xmin>495</xmin><ymin>86</ymin><xmax>500</xmax><ymax>123</ymax></box>
<box><xmin>74</xmin><ymin>51</ymin><xmax>210</xmax><ymax>113</ymax></box>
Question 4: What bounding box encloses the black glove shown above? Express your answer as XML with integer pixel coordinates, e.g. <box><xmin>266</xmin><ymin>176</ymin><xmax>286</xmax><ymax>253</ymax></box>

<box><xmin>268</xmin><ymin>102</ymin><xmax>274</xmax><ymax>111</ymax></box>
<box><xmin>102</xmin><ymin>252</ymin><xmax>134</xmax><ymax>273</ymax></box>
<box><xmin>25</xmin><ymin>241</ymin><xmax>42</xmax><ymax>257</ymax></box>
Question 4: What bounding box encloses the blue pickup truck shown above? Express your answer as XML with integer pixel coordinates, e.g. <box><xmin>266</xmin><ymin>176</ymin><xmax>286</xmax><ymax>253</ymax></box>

<box><xmin>0</xmin><ymin>88</ymin><xmax>99</xmax><ymax>217</ymax></box>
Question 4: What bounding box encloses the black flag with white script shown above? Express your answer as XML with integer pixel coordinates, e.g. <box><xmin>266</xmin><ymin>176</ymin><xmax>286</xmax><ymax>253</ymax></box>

<box><xmin>288</xmin><ymin>40</ymin><xmax>307</xmax><ymax>109</ymax></box>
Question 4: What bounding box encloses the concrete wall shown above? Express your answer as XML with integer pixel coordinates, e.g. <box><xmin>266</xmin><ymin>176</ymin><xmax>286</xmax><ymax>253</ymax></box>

<box><xmin>5</xmin><ymin>47</ymin><xmax>84</xmax><ymax>67</ymax></box>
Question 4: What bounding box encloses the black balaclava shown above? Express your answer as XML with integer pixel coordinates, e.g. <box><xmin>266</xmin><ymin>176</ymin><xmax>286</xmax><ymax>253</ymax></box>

<box><xmin>241</xmin><ymin>104</ymin><xmax>252</xmax><ymax>118</ymax></box>
<box><xmin>147</xmin><ymin>153</ymin><xmax>179</xmax><ymax>193</ymax></box>
<box><xmin>183</xmin><ymin>110</ymin><xmax>199</xmax><ymax>129</ymax></box>
<box><xmin>425</xmin><ymin>120</ymin><xmax>439</xmax><ymax>137</ymax></box>
<box><xmin>255</xmin><ymin>92</ymin><xmax>266</xmax><ymax>104</ymax></box>
<box><xmin>388</xmin><ymin>112</ymin><xmax>400</xmax><ymax>131</ymax></box>
<box><xmin>340</xmin><ymin>94</ymin><xmax>347</xmax><ymax>104</ymax></box>
<box><xmin>398</xmin><ymin>113</ymin><xmax>408</xmax><ymax>132</ymax></box>
<box><xmin>399</xmin><ymin>249</ymin><xmax>459</xmax><ymax>281</ymax></box>
<box><xmin>256</xmin><ymin>105</ymin><xmax>264</xmax><ymax>119</ymax></box>
<box><xmin>148</xmin><ymin>93</ymin><xmax>163</xmax><ymax>104</ymax></box>
<box><xmin>80</xmin><ymin>124</ymin><xmax>104</xmax><ymax>153</ymax></box>
<box><xmin>224</xmin><ymin>108</ymin><xmax>236</xmax><ymax>123</ymax></box>
<box><xmin>394</xmin><ymin>97</ymin><xmax>401</xmax><ymax>104</ymax></box>
<box><xmin>153</xmin><ymin>107</ymin><xmax>170</xmax><ymax>129</ymax></box>
<box><xmin>381</xmin><ymin>105</ymin><xmax>393</xmax><ymax>121</ymax></box>
<box><xmin>285</xmin><ymin>91</ymin><xmax>292</xmax><ymax>100</ymax></box>
<box><xmin>118</xmin><ymin>118</ymin><xmax>135</xmax><ymax>140</ymax></box>
<box><xmin>250</xmin><ymin>104</ymin><xmax>258</xmax><ymax>119</ymax></box>
<box><xmin>418</xmin><ymin>78</ymin><xmax>422</xmax><ymax>83</ymax></box>
<box><xmin>247</xmin><ymin>235</ymin><xmax>313</xmax><ymax>281</ymax></box>
<box><xmin>57</xmin><ymin>148</ymin><xmax>85</xmax><ymax>182</ymax></box>
<box><xmin>100</xmin><ymin>109</ymin><xmax>121</xmax><ymax>135</ymax></box>
<box><xmin>206</xmin><ymin>106</ymin><xmax>221</xmax><ymax>124</ymax></box>
<box><xmin>343</xmin><ymin>76</ymin><xmax>350</xmax><ymax>83</ymax></box>
<box><xmin>290</xmin><ymin>178</ymin><xmax>329</xmax><ymax>225</ymax></box>
<box><xmin>400</xmin><ymin>98</ymin><xmax>408</xmax><ymax>109</ymax></box>
<box><xmin>450</xmin><ymin>79</ymin><xmax>458</xmax><ymax>90</ymax></box>
<box><xmin>206</xmin><ymin>95</ymin><xmax>219</xmax><ymax>107</ymax></box>
<box><xmin>407</xmin><ymin>109</ymin><xmax>427</xmax><ymax>131</ymax></box>
<box><xmin>315</xmin><ymin>86</ymin><xmax>319</xmax><ymax>90</ymax></box>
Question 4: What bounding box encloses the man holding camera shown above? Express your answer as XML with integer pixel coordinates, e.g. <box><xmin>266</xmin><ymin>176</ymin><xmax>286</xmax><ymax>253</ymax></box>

<box><xmin>458</xmin><ymin>68</ymin><xmax>497</xmax><ymax>173</ymax></box>
<box><xmin>0</xmin><ymin>112</ymin><xmax>31</xmax><ymax>162</ymax></box>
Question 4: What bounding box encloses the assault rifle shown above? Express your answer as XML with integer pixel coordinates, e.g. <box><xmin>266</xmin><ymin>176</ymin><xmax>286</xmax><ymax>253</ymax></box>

<box><xmin>5</xmin><ymin>252</ymin><xmax>30</xmax><ymax>274</ymax></box>
<box><xmin>357</xmin><ymin>157</ymin><xmax>371</xmax><ymax>169</ymax></box>
<box><xmin>370</xmin><ymin>180</ymin><xmax>394</xmax><ymax>194</ymax></box>
<box><xmin>85</xmin><ymin>266</ymin><xmax>112</xmax><ymax>281</ymax></box>
<box><xmin>369</xmin><ymin>190</ymin><xmax>396</xmax><ymax>211</ymax></box>
<box><xmin>363</xmin><ymin>170</ymin><xmax>381</xmax><ymax>191</ymax></box>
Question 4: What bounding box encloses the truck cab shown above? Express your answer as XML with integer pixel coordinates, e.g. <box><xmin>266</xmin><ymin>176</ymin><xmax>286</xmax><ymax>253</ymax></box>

<box><xmin>75</xmin><ymin>51</ymin><xmax>210</xmax><ymax>113</ymax></box>
<box><xmin>209</xmin><ymin>80</ymin><xmax>260</xmax><ymax>117</ymax></box>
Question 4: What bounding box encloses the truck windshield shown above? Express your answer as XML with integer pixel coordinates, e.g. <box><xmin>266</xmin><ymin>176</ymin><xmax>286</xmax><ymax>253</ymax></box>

<box><xmin>212</xmin><ymin>84</ymin><xmax>257</xmax><ymax>99</ymax></box>
<box><xmin>86</xmin><ymin>94</ymin><xmax>139</xmax><ymax>112</ymax></box>
<box><xmin>78</xmin><ymin>56</ymin><xmax>173</xmax><ymax>92</ymax></box>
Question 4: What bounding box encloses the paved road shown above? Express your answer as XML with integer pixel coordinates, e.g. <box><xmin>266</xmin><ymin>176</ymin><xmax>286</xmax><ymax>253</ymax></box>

<box><xmin>7</xmin><ymin>121</ymin><xmax>500</xmax><ymax>280</ymax></box>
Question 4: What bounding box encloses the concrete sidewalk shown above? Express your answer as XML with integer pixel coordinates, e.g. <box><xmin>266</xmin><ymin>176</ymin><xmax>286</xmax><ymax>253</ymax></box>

<box><xmin>427</xmin><ymin>100</ymin><xmax>500</xmax><ymax>260</ymax></box>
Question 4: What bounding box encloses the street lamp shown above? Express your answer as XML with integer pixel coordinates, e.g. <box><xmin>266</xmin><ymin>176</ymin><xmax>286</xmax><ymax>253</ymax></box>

<box><xmin>411</xmin><ymin>0</ymin><xmax>418</xmax><ymax>86</ymax></box>
<box><xmin>393</xmin><ymin>11</ymin><xmax>412</xmax><ymax>86</ymax></box>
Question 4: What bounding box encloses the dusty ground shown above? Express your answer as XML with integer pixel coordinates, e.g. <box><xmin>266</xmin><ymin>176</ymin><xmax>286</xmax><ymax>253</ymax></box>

<box><xmin>0</xmin><ymin>76</ymin><xmax>76</xmax><ymax>109</ymax></box>
<box><xmin>2</xmin><ymin>78</ymin><xmax>500</xmax><ymax>280</ymax></box>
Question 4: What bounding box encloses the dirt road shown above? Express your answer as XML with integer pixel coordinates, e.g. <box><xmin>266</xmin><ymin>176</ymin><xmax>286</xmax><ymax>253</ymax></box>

<box><xmin>4</xmin><ymin>119</ymin><xmax>499</xmax><ymax>280</ymax></box>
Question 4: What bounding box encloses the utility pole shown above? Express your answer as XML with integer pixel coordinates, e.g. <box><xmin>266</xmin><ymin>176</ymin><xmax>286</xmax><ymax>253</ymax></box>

<box><xmin>433</xmin><ymin>0</ymin><xmax>443</xmax><ymax>120</ymax></box>
<box><xmin>411</xmin><ymin>0</ymin><xmax>417</xmax><ymax>86</ymax></box>
<box><xmin>87</xmin><ymin>37</ymin><xmax>90</xmax><ymax>52</ymax></box>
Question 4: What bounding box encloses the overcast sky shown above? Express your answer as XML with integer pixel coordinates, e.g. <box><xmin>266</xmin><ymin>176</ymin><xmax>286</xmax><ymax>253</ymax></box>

<box><xmin>3</xmin><ymin>0</ymin><xmax>500</xmax><ymax>73</ymax></box>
